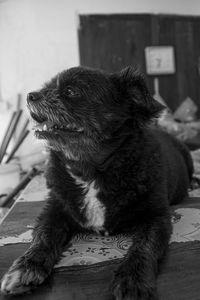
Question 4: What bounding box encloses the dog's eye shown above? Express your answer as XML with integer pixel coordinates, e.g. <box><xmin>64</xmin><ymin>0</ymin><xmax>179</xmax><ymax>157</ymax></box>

<box><xmin>64</xmin><ymin>87</ymin><xmax>78</xmax><ymax>97</ymax></box>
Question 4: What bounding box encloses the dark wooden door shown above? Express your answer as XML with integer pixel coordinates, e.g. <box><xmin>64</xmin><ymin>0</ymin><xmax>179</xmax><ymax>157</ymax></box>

<box><xmin>157</xmin><ymin>15</ymin><xmax>200</xmax><ymax>111</ymax></box>
<box><xmin>78</xmin><ymin>14</ymin><xmax>153</xmax><ymax>91</ymax></box>
<box><xmin>78</xmin><ymin>14</ymin><xmax>200</xmax><ymax>111</ymax></box>
<box><xmin>192</xmin><ymin>18</ymin><xmax>200</xmax><ymax>111</ymax></box>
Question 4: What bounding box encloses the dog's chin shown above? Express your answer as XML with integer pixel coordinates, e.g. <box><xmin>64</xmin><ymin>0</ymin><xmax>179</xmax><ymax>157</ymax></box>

<box><xmin>34</xmin><ymin>126</ymin><xmax>82</xmax><ymax>146</ymax></box>
<box><xmin>30</xmin><ymin>112</ymin><xmax>110</xmax><ymax>161</ymax></box>
<box><xmin>32</xmin><ymin>116</ymin><xmax>83</xmax><ymax>141</ymax></box>
<box><xmin>34</xmin><ymin>129</ymin><xmax>83</xmax><ymax>141</ymax></box>
<box><xmin>33</xmin><ymin>124</ymin><xmax>96</xmax><ymax>161</ymax></box>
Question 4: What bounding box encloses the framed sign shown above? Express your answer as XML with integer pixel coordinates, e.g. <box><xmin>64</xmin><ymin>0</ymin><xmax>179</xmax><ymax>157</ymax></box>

<box><xmin>145</xmin><ymin>46</ymin><xmax>176</xmax><ymax>75</ymax></box>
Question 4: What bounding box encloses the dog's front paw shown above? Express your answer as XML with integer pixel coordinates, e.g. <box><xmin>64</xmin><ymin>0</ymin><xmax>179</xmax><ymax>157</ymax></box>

<box><xmin>1</xmin><ymin>256</ymin><xmax>49</xmax><ymax>295</ymax></box>
<box><xmin>112</xmin><ymin>266</ymin><xmax>158</xmax><ymax>300</ymax></box>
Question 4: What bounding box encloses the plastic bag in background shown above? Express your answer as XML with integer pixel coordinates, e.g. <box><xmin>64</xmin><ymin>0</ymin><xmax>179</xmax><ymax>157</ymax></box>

<box><xmin>174</xmin><ymin>97</ymin><xmax>198</xmax><ymax>122</ymax></box>
<box><xmin>158</xmin><ymin>97</ymin><xmax>200</xmax><ymax>141</ymax></box>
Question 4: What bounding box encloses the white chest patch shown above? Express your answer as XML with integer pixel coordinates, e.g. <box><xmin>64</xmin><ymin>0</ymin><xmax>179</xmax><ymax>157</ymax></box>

<box><xmin>67</xmin><ymin>168</ymin><xmax>106</xmax><ymax>233</ymax></box>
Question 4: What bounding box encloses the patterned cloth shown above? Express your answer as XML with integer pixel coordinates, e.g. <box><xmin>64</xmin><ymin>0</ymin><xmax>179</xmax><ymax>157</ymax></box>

<box><xmin>1</xmin><ymin>174</ymin><xmax>200</xmax><ymax>268</ymax></box>
<box><xmin>55</xmin><ymin>207</ymin><xmax>200</xmax><ymax>267</ymax></box>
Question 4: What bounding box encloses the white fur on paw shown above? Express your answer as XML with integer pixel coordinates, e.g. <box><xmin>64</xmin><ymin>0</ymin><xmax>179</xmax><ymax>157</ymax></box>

<box><xmin>1</xmin><ymin>270</ymin><xmax>30</xmax><ymax>295</ymax></box>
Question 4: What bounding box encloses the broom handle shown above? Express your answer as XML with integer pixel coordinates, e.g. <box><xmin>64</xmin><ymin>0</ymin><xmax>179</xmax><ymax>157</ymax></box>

<box><xmin>1</xmin><ymin>167</ymin><xmax>38</xmax><ymax>208</ymax></box>
<box><xmin>0</xmin><ymin>111</ymin><xmax>16</xmax><ymax>160</ymax></box>
<box><xmin>0</xmin><ymin>110</ymin><xmax>22</xmax><ymax>163</ymax></box>
<box><xmin>5</xmin><ymin>130</ymin><xmax>30</xmax><ymax>164</ymax></box>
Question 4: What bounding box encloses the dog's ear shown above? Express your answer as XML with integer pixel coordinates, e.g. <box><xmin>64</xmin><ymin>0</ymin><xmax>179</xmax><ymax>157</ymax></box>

<box><xmin>111</xmin><ymin>66</ymin><xmax>165</xmax><ymax>122</ymax></box>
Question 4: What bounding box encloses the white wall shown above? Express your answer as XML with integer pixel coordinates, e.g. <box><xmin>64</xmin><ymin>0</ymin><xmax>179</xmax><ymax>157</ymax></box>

<box><xmin>0</xmin><ymin>0</ymin><xmax>200</xmax><ymax>104</ymax></box>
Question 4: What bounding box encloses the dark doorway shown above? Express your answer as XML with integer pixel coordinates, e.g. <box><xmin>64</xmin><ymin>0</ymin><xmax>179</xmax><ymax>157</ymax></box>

<box><xmin>78</xmin><ymin>14</ymin><xmax>200</xmax><ymax>111</ymax></box>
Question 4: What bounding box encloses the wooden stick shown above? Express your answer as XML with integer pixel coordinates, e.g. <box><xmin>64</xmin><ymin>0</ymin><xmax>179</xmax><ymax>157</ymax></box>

<box><xmin>1</xmin><ymin>167</ymin><xmax>38</xmax><ymax>208</ymax></box>
<box><xmin>5</xmin><ymin>130</ymin><xmax>30</xmax><ymax>163</ymax></box>
<box><xmin>0</xmin><ymin>110</ymin><xmax>22</xmax><ymax>163</ymax></box>
<box><xmin>0</xmin><ymin>111</ymin><xmax>16</xmax><ymax>160</ymax></box>
<box><xmin>5</xmin><ymin>119</ymin><xmax>30</xmax><ymax>163</ymax></box>
<box><xmin>16</xmin><ymin>119</ymin><xmax>29</xmax><ymax>145</ymax></box>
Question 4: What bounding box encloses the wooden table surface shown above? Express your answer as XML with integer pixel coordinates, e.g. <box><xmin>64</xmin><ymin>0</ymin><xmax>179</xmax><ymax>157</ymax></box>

<box><xmin>0</xmin><ymin>175</ymin><xmax>200</xmax><ymax>300</ymax></box>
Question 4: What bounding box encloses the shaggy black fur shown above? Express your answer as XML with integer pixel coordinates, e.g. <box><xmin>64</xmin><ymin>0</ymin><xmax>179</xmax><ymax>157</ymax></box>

<box><xmin>1</xmin><ymin>66</ymin><xmax>193</xmax><ymax>299</ymax></box>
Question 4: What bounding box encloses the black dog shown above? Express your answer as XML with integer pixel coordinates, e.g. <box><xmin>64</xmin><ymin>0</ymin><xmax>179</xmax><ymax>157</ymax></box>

<box><xmin>1</xmin><ymin>66</ymin><xmax>193</xmax><ymax>299</ymax></box>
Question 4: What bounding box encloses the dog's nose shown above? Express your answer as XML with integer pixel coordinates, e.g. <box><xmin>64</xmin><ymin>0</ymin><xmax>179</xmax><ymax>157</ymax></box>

<box><xmin>27</xmin><ymin>92</ymin><xmax>41</xmax><ymax>102</ymax></box>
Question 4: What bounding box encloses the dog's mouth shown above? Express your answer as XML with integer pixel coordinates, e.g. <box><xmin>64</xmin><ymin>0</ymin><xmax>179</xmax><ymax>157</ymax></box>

<box><xmin>30</xmin><ymin>112</ymin><xmax>84</xmax><ymax>139</ymax></box>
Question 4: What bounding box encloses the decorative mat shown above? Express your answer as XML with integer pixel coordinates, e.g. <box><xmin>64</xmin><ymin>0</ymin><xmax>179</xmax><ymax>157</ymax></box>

<box><xmin>1</xmin><ymin>175</ymin><xmax>200</xmax><ymax>269</ymax></box>
<box><xmin>1</xmin><ymin>204</ymin><xmax>200</xmax><ymax>268</ymax></box>
<box><xmin>55</xmin><ymin>234</ymin><xmax>132</xmax><ymax>268</ymax></box>
<box><xmin>55</xmin><ymin>207</ymin><xmax>200</xmax><ymax>268</ymax></box>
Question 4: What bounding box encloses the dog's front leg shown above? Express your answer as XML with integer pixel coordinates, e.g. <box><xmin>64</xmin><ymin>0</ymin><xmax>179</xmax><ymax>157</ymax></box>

<box><xmin>112</xmin><ymin>214</ymin><xmax>172</xmax><ymax>300</ymax></box>
<box><xmin>1</xmin><ymin>197</ymin><xmax>77</xmax><ymax>295</ymax></box>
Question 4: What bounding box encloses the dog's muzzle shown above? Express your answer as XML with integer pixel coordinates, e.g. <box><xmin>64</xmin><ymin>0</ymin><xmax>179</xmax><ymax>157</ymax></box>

<box><xmin>27</xmin><ymin>92</ymin><xmax>43</xmax><ymax>103</ymax></box>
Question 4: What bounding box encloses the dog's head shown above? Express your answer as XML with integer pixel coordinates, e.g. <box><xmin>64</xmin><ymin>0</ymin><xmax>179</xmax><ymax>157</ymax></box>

<box><xmin>27</xmin><ymin>66</ymin><xmax>164</xmax><ymax>160</ymax></box>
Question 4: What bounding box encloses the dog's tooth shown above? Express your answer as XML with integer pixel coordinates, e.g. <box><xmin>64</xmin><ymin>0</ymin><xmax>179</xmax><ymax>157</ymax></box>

<box><xmin>76</xmin><ymin>127</ymin><xmax>84</xmax><ymax>132</ymax></box>
<box><xmin>43</xmin><ymin>124</ymin><xmax>47</xmax><ymax>131</ymax></box>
